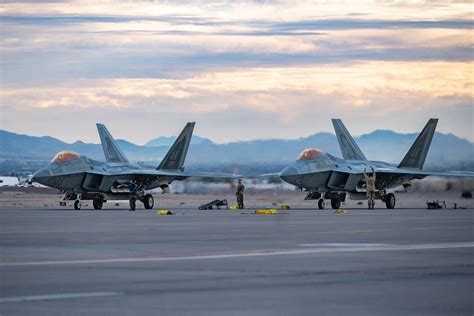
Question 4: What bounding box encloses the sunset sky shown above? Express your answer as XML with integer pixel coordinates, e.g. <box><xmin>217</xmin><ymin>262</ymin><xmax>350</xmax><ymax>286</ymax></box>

<box><xmin>1</xmin><ymin>0</ymin><xmax>472</xmax><ymax>144</ymax></box>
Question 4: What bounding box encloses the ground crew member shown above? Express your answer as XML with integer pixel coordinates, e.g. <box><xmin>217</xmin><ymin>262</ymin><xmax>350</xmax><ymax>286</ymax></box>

<box><xmin>129</xmin><ymin>180</ymin><xmax>138</xmax><ymax>211</ymax></box>
<box><xmin>364</xmin><ymin>166</ymin><xmax>376</xmax><ymax>209</ymax></box>
<box><xmin>236</xmin><ymin>179</ymin><xmax>245</xmax><ymax>209</ymax></box>
<box><xmin>129</xmin><ymin>180</ymin><xmax>138</xmax><ymax>195</ymax></box>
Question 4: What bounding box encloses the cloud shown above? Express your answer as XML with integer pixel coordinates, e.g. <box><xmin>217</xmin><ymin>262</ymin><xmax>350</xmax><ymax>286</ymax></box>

<box><xmin>1</xmin><ymin>61</ymin><xmax>472</xmax><ymax>142</ymax></box>
<box><xmin>1</xmin><ymin>0</ymin><xmax>472</xmax><ymax>143</ymax></box>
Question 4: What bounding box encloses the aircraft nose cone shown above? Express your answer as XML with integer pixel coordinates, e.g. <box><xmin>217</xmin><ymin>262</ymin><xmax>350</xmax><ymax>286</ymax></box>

<box><xmin>32</xmin><ymin>168</ymin><xmax>51</xmax><ymax>185</ymax></box>
<box><xmin>279</xmin><ymin>166</ymin><xmax>299</xmax><ymax>184</ymax></box>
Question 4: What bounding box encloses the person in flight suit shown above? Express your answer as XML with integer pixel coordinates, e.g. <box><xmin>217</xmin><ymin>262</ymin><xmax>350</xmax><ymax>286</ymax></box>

<box><xmin>236</xmin><ymin>179</ymin><xmax>245</xmax><ymax>209</ymax></box>
<box><xmin>364</xmin><ymin>166</ymin><xmax>376</xmax><ymax>209</ymax></box>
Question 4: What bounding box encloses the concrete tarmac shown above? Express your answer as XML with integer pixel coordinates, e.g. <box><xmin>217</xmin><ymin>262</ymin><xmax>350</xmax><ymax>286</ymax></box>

<box><xmin>0</xmin><ymin>206</ymin><xmax>473</xmax><ymax>315</ymax></box>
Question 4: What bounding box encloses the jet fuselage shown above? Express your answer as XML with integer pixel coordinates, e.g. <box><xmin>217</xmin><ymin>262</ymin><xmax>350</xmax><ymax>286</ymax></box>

<box><xmin>33</xmin><ymin>156</ymin><xmax>174</xmax><ymax>197</ymax></box>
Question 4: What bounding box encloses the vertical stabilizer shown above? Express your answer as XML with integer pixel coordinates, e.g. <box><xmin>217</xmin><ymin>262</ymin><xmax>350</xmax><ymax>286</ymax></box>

<box><xmin>157</xmin><ymin>122</ymin><xmax>195</xmax><ymax>170</ymax></box>
<box><xmin>96</xmin><ymin>123</ymin><xmax>129</xmax><ymax>163</ymax></box>
<box><xmin>398</xmin><ymin>119</ymin><xmax>438</xmax><ymax>169</ymax></box>
<box><xmin>331</xmin><ymin>119</ymin><xmax>367</xmax><ymax>161</ymax></box>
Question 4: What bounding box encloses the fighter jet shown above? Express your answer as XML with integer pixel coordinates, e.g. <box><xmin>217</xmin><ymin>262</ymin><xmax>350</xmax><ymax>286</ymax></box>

<box><xmin>277</xmin><ymin>119</ymin><xmax>473</xmax><ymax>209</ymax></box>
<box><xmin>33</xmin><ymin>122</ymin><xmax>239</xmax><ymax>210</ymax></box>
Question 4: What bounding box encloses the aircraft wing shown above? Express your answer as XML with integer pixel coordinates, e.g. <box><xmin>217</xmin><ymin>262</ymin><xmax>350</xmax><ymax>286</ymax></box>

<box><xmin>372</xmin><ymin>168</ymin><xmax>474</xmax><ymax>178</ymax></box>
<box><xmin>310</xmin><ymin>166</ymin><xmax>473</xmax><ymax>192</ymax></box>
<box><xmin>111</xmin><ymin>169</ymin><xmax>241</xmax><ymax>179</ymax></box>
<box><xmin>257</xmin><ymin>173</ymin><xmax>281</xmax><ymax>178</ymax></box>
<box><xmin>156</xmin><ymin>170</ymin><xmax>242</xmax><ymax>179</ymax></box>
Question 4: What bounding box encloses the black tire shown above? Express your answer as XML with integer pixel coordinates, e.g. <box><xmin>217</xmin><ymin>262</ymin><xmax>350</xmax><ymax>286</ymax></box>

<box><xmin>385</xmin><ymin>193</ymin><xmax>396</xmax><ymax>209</ymax></box>
<box><xmin>143</xmin><ymin>194</ymin><xmax>154</xmax><ymax>209</ymax></box>
<box><xmin>318</xmin><ymin>198</ymin><xmax>325</xmax><ymax>210</ymax></box>
<box><xmin>93</xmin><ymin>199</ymin><xmax>103</xmax><ymax>210</ymax></box>
<box><xmin>331</xmin><ymin>199</ymin><xmax>341</xmax><ymax>209</ymax></box>
<box><xmin>129</xmin><ymin>198</ymin><xmax>136</xmax><ymax>211</ymax></box>
<box><xmin>74</xmin><ymin>200</ymin><xmax>81</xmax><ymax>210</ymax></box>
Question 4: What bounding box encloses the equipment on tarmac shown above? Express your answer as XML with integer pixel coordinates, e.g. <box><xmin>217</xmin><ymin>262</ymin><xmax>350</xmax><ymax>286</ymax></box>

<box><xmin>426</xmin><ymin>200</ymin><xmax>446</xmax><ymax>209</ymax></box>
<box><xmin>199</xmin><ymin>199</ymin><xmax>228</xmax><ymax>210</ymax></box>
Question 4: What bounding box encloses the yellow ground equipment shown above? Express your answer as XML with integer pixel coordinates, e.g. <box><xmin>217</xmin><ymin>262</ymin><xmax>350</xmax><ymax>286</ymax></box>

<box><xmin>277</xmin><ymin>205</ymin><xmax>290</xmax><ymax>210</ymax></box>
<box><xmin>156</xmin><ymin>210</ymin><xmax>174</xmax><ymax>215</ymax></box>
<box><xmin>334</xmin><ymin>209</ymin><xmax>349</xmax><ymax>215</ymax></box>
<box><xmin>255</xmin><ymin>209</ymin><xmax>278</xmax><ymax>215</ymax></box>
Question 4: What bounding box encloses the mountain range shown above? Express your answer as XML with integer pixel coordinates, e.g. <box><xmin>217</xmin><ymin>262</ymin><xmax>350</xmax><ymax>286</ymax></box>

<box><xmin>1</xmin><ymin>129</ymin><xmax>472</xmax><ymax>171</ymax></box>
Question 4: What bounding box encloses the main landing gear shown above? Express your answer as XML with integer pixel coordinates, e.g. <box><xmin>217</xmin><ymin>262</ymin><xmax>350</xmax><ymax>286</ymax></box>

<box><xmin>319</xmin><ymin>193</ymin><xmax>345</xmax><ymax>210</ymax></box>
<box><xmin>317</xmin><ymin>198</ymin><xmax>342</xmax><ymax>210</ymax></box>
<box><xmin>305</xmin><ymin>192</ymin><xmax>345</xmax><ymax>210</ymax></box>
<box><xmin>93</xmin><ymin>198</ymin><xmax>104</xmax><ymax>210</ymax></box>
<box><xmin>383</xmin><ymin>193</ymin><xmax>396</xmax><ymax>209</ymax></box>
<box><xmin>330</xmin><ymin>198</ymin><xmax>341</xmax><ymax>209</ymax></box>
<box><xmin>129</xmin><ymin>194</ymin><xmax>154</xmax><ymax>211</ymax></box>
<box><xmin>142</xmin><ymin>194</ymin><xmax>154</xmax><ymax>209</ymax></box>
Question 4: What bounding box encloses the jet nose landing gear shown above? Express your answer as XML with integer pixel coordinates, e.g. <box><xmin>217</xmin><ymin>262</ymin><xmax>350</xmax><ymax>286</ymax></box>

<box><xmin>318</xmin><ymin>198</ymin><xmax>325</xmax><ymax>209</ymax></box>
<box><xmin>74</xmin><ymin>193</ymin><xmax>82</xmax><ymax>210</ymax></box>
<box><xmin>74</xmin><ymin>199</ymin><xmax>81</xmax><ymax>210</ymax></box>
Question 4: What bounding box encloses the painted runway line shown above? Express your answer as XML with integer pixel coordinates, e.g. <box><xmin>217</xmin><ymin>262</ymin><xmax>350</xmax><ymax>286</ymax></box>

<box><xmin>0</xmin><ymin>291</ymin><xmax>120</xmax><ymax>303</ymax></box>
<box><xmin>299</xmin><ymin>243</ymin><xmax>389</xmax><ymax>247</ymax></box>
<box><xmin>1</xmin><ymin>242</ymin><xmax>473</xmax><ymax>267</ymax></box>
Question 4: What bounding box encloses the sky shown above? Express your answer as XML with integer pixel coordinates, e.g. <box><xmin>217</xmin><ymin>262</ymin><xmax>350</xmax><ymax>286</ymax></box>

<box><xmin>0</xmin><ymin>0</ymin><xmax>473</xmax><ymax>144</ymax></box>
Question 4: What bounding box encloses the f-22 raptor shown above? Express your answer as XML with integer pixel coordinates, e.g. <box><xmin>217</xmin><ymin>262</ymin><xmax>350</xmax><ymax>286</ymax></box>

<box><xmin>278</xmin><ymin>119</ymin><xmax>473</xmax><ymax>209</ymax></box>
<box><xmin>33</xmin><ymin>122</ymin><xmax>238</xmax><ymax>210</ymax></box>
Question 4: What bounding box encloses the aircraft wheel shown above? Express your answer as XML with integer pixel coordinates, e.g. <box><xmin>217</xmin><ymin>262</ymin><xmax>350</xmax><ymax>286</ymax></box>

<box><xmin>318</xmin><ymin>198</ymin><xmax>325</xmax><ymax>210</ymax></box>
<box><xmin>74</xmin><ymin>200</ymin><xmax>81</xmax><ymax>210</ymax></box>
<box><xmin>143</xmin><ymin>194</ymin><xmax>154</xmax><ymax>209</ymax></box>
<box><xmin>385</xmin><ymin>193</ymin><xmax>396</xmax><ymax>209</ymax></box>
<box><xmin>331</xmin><ymin>199</ymin><xmax>341</xmax><ymax>209</ymax></box>
<box><xmin>93</xmin><ymin>199</ymin><xmax>103</xmax><ymax>210</ymax></box>
<box><xmin>129</xmin><ymin>197</ymin><xmax>136</xmax><ymax>211</ymax></box>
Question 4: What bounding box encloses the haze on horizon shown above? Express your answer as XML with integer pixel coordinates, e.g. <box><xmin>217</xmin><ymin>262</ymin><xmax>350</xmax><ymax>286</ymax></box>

<box><xmin>0</xmin><ymin>0</ymin><xmax>473</xmax><ymax>144</ymax></box>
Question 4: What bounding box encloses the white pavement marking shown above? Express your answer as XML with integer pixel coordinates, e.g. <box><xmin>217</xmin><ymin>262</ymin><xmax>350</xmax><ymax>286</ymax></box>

<box><xmin>299</xmin><ymin>243</ymin><xmax>389</xmax><ymax>247</ymax></box>
<box><xmin>410</xmin><ymin>226</ymin><xmax>473</xmax><ymax>230</ymax></box>
<box><xmin>1</xmin><ymin>242</ymin><xmax>473</xmax><ymax>267</ymax></box>
<box><xmin>0</xmin><ymin>291</ymin><xmax>120</xmax><ymax>303</ymax></box>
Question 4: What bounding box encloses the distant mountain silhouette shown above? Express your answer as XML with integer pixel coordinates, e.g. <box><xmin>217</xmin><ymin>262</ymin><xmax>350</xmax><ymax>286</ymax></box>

<box><xmin>1</xmin><ymin>129</ymin><xmax>472</xmax><ymax>170</ymax></box>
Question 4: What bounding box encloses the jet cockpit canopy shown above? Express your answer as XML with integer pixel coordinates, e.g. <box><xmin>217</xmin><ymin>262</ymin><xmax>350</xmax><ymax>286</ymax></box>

<box><xmin>297</xmin><ymin>148</ymin><xmax>338</xmax><ymax>168</ymax></box>
<box><xmin>51</xmin><ymin>151</ymin><xmax>80</xmax><ymax>163</ymax></box>
<box><xmin>297</xmin><ymin>148</ymin><xmax>325</xmax><ymax>161</ymax></box>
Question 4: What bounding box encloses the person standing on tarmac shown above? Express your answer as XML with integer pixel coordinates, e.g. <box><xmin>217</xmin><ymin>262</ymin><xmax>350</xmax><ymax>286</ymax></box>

<box><xmin>236</xmin><ymin>179</ymin><xmax>245</xmax><ymax>209</ymax></box>
<box><xmin>364</xmin><ymin>166</ymin><xmax>376</xmax><ymax>209</ymax></box>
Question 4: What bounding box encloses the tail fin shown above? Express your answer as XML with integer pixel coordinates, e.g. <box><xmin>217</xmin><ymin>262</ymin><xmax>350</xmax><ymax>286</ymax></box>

<box><xmin>398</xmin><ymin>118</ymin><xmax>438</xmax><ymax>169</ymax></box>
<box><xmin>96</xmin><ymin>123</ymin><xmax>129</xmax><ymax>163</ymax></box>
<box><xmin>331</xmin><ymin>119</ymin><xmax>367</xmax><ymax>161</ymax></box>
<box><xmin>157</xmin><ymin>122</ymin><xmax>195</xmax><ymax>170</ymax></box>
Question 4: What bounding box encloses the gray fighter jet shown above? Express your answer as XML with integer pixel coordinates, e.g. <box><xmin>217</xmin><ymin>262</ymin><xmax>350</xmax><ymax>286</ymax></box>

<box><xmin>33</xmin><ymin>122</ymin><xmax>239</xmax><ymax>210</ymax></box>
<box><xmin>277</xmin><ymin>119</ymin><xmax>473</xmax><ymax>209</ymax></box>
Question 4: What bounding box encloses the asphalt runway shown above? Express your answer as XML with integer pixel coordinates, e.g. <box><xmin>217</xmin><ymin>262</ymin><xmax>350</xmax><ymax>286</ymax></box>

<box><xmin>0</xmin><ymin>206</ymin><xmax>473</xmax><ymax>315</ymax></box>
